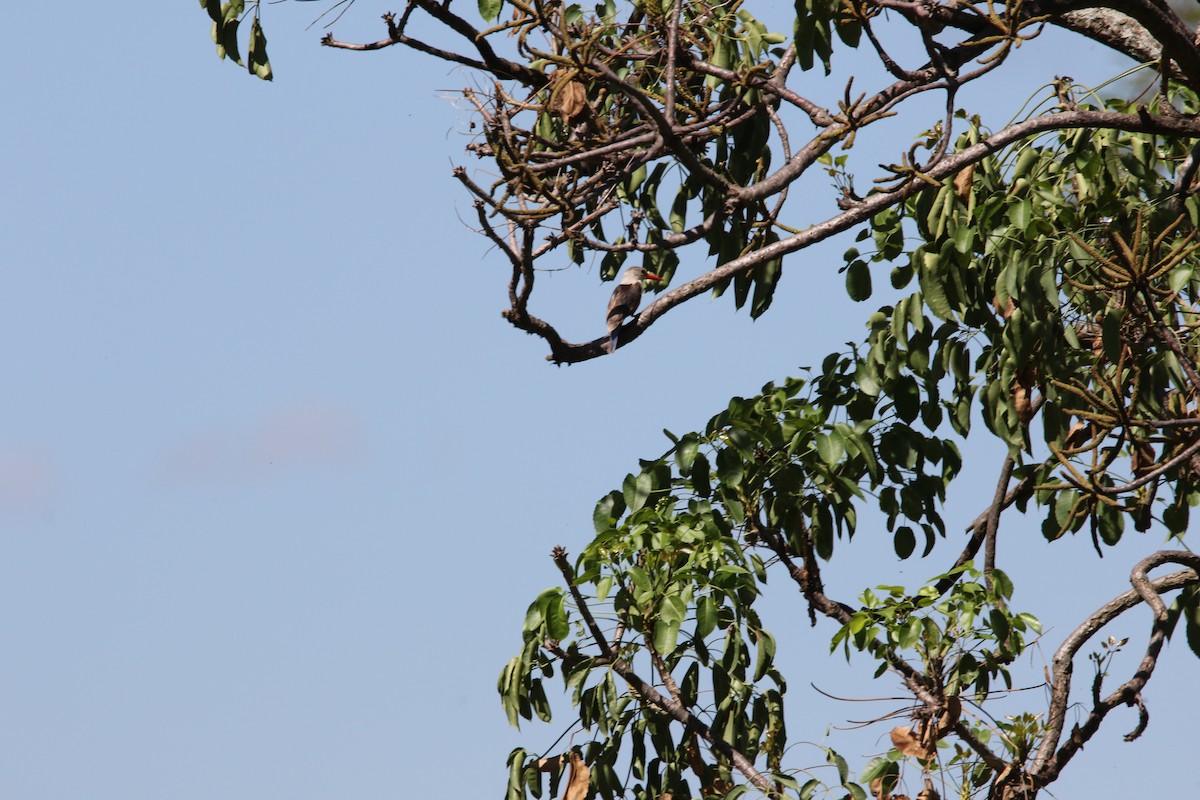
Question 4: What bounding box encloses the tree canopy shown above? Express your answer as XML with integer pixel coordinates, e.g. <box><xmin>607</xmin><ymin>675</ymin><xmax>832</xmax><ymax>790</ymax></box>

<box><xmin>201</xmin><ymin>2</ymin><xmax>1200</xmax><ymax>799</ymax></box>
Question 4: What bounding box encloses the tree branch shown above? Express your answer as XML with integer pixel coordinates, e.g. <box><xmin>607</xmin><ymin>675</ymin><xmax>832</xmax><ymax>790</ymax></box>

<box><xmin>535</xmin><ymin>108</ymin><xmax>1200</xmax><ymax>363</ymax></box>
<box><xmin>1031</xmin><ymin>551</ymin><xmax>1200</xmax><ymax>784</ymax></box>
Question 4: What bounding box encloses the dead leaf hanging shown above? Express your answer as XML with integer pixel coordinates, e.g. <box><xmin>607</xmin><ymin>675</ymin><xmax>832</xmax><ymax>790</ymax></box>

<box><xmin>953</xmin><ymin>163</ymin><xmax>975</xmax><ymax>202</ymax></box>
<box><xmin>562</xmin><ymin>750</ymin><xmax>590</xmax><ymax>800</ymax></box>
<box><xmin>552</xmin><ymin>80</ymin><xmax>588</xmax><ymax>124</ymax></box>
<box><xmin>890</xmin><ymin>725</ymin><xmax>936</xmax><ymax>760</ymax></box>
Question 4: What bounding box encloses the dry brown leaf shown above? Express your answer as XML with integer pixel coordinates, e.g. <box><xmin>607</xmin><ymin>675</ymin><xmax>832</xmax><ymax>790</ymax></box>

<box><xmin>953</xmin><ymin>163</ymin><xmax>975</xmax><ymax>202</ymax></box>
<box><xmin>935</xmin><ymin>696</ymin><xmax>961</xmax><ymax>737</ymax></box>
<box><xmin>535</xmin><ymin>754</ymin><xmax>564</xmax><ymax>772</ymax></box>
<box><xmin>1013</xmin><ymin>367</ymin><xmax>1038</xmax><ymax>424</ymax></box>
<box><xmin>993</xmin><ymin>295</ymin><xmax>1016</xmax><ymax>320</ymax></box>
<box><xmin>708</xmin><ymin>775</ymin><xmax>732</xmax><ymax>796</ymax></box>
<box><xmin>1012</xmin><ymin>383</ymin><xmax>1032</xmax><ymax>424</ymax></box>
<box><xmin>562</xmin><ymin>751</ymin><xmax>590</xmax><ymax>800</ymax></box>
<box><xmin>916</xmin><ymin>776</ymin><xmax>940</xmax><ymax>800</ymax></box>
<box><xmin>870</xmin><ymin>776</ymin><xmax>890</xmax><ymax>800</ymax></box>
<box><xmin>1063</xmin><ymin>420</ymin><xmax>1091</xmax><ymax>450</ymax></box>
<box><xmin>553</xmin><ymin>80</ymin><xmax>588</xmax><ymax>123</ymax></box>
<box><xmin>890</xmin><ymin>726</ymin><xmax>935</xmax><ymax>760</ymax></box>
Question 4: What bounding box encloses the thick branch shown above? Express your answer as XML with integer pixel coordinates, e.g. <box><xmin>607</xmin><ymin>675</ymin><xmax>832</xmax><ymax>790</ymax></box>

<box><xmin>1056</xmin><ymin>8</ymin><xmax>1163</xmax><ymax>65</ymax></box>
<box><xmin>983</xmin><ymin>455</ymin><xmax>1017</xmax><ymax>597</ymax></box>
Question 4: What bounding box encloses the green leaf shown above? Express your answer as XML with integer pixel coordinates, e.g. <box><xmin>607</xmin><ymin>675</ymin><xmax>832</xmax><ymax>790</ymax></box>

<box><xmin>826</xmin><ymin>747</ymin><xmax>849</xmax><ymax>785</ymax></box>
<box><xmin>653</xmin><ymin>618</ymin><xmax>682</xmax><ymax>654</ymax></box>
<box><xmin>1101</xmin><ymin>308</ymin><xmax>1126</xmax><ymax>363</ymax></box>
<box><xmin>1007</xmin><ymin>196</ymin><xmax>1032</xmax><ymax>229</ymax></box>
<box><xmin>691</xmin><ymin>452</ymin><xmax>712</xmax><ymax>497</ymax></box>
<box><xmin>627</xmin><ymin>564</ymin><xmax>652</xmax><ymax>602</ymax></box>
<box><xmin>478</xmin><ymin>0</ymin><xmax>504</xmax><ymax>22</ymax></box>
<box><xmin>529</xmin><ymin>678</ymin><xmax>552</xmax><ymax>722</ymax></box>
<box><xmin>894</xmin><ymin>375</ymin><xmax>920</xmax><ymax>423</ymax></box>
<box><xmin>753</xmin><ymin>629</ymin><xmax>776</xmax><ymax>681</ymax></box>
<box><xmin>1182</xmin><ymin>587</ymin><xmax>1200</xmax><ymax>658</ymax></box>
<box><xmin>845</xmin><ymin>259</ymin><xmax>872</xmax><ymax>301</ymax></box>
<box><xmin>524</xmin><ymin>588</ymin><xmax>562</xmax><ymax>635</ymax></box>
<box><xmin>854</xmin><ymin>361</ymin><xmax>881</xmax><ymax>397</ymax></box>
<box><xmin>247</xmin><ymin>16</ymin><xmax>272</xmax><ymax>80</ymax></box>
<box><xmin>989</xmin><ymin>608</ymin><xmax>1010</xmax><ymax>642</ymax></box>
<box><xmin>814</xmin><ymin>502</ymin><xmax>834</xmax><ymax>559</ymax></box>
<box><xmin>916</xmin><ymin>262</ymin><xmax>955</xmax><ymax>319</ymax></box>
<box><xmin>623</xmin><ymin>471</ymin><xmax>654</xmax><ymax>513</ymax></box>
<box><xmin>221</xmin><ymin>0</ymin><xmax>244</xmax><ymax>25</ymax></box>
<box><xmin>593</xmin><ymin>490</ymin><xmax>626</xmax><ymax>533</ymax></box>
<box><xmin>696</xmin><ymin>595</ymin><xmax>718</xmax><ymax>639</ymax></box>
<box><xmin>507</xmin><ymin>748</ymin><xmax>528</xmax><ymax>800</ymax></box>
<box><xmin>660</xmin><ymin>593</ymin><xmax>687</xmax><ymax>626</ymax></box>
<box><xmin>751</xmin><ymin>254</ymin><xmax>783</xmax><ymax>318</ymax></box>
<box><xmin>600</xmin><ymin>245</ymin><xmax>628</xmax><ymax>281</ymax></box>
<box><xmin>716</xmin><ymin>446</ymin><xmax>744</xmax><ymax>488</ymax></box>
<box><xmin>1170</xmin><ymin>266</ymin><xmax>1193</xmax><ymax>294</ymax></box>
<box><xmin>859</xmin><ymin>757</ymin><xmax>897</xmax><ymax>785</ymax></box>
<box><xmin>619</xmin><ymin>163</ymin><xmax>648</xmax><ymax>204</ymax></box>
<box><xmin>216</xmin><ymin>17</ymin><xmax>242</xmax><ymax>64</ymax></box>
<box><xmin>896</xmin><ymin>616</ymin><xmax>922</xmax><ymax>649</ymax></box>
<box><xmin>894</xmin><ymin>525</ymin><xmax>915</xmax><ymax>559</ymax></box>
<box><xmin>544</xmin><ymin>591</ymin><xmax>570</xmax><ymax>640</ymax></box>
<box><xmin>670</xmin><ymin>184</ymin><xmax>689</xmax><ymax>233</ymax></box>
<box><xmin>676</xmin><ymin>437</ymin><xmax>699</xmax><ymax>474</ymax></box>
<box><xmin>815</xmin><ymin>430</ymin><xmax>844</xmax><ymax>464</ymax></box>
<box><xmin>1011</xmin><ymin>144</ymin><xmax>1039</xmax><ymax>179</ymax></box>
<box><xmin>990</xmin><ymin>568</ymin><xmax>1014</xmax><ymax>599</ymax></box>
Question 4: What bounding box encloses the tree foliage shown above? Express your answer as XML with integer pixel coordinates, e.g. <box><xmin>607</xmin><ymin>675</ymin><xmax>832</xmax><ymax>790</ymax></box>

<box><xmin>201</xmin><ymin>2</ymin><xmax>1200</xmax><ymax>798</ymax></box>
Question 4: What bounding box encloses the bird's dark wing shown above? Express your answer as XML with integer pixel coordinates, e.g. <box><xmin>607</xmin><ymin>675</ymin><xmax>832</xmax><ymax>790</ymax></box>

<box><xmin>606</xmin><ymin>283</ymin><xmax>642</xmax><ymax>333</ymax></box>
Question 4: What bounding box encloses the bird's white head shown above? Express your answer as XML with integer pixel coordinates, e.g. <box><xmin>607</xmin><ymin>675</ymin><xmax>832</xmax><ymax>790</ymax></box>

<box><xmin>621</xmin><ymin>266</ymin><xmax>664</xmax><ymax>285</ymax></box>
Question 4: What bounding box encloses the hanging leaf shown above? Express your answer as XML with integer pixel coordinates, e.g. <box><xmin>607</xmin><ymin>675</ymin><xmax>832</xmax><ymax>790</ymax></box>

<box><xmin>846</xmin><ymin>259</ymin><xmax>872</xmax><ymax>301</ymax></box>
<box><xmin>562</xmin><ymin>751</ymin><xmax>590</xmax><ymax>800</ymax></box>
<box><xmin>479</xmin><ymin>0</ymin><xmax>504</xmax><ymax>23</ymax></box>
<box><xmin>551</xmin><ymin>79</ymin><xmax>588</xmax><ymax>123</ymax></box>
<box><xmin>247</xmin><ymin>16</ymin><xmax>272</xmax><ymax>80</ymax></box>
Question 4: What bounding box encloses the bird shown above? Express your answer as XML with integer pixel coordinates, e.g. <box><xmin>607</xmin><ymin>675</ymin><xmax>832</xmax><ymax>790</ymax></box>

<box><xmin>606</xmin><ymin>266</ymin><xmax>663</xmax><ymax>353</ymax></box>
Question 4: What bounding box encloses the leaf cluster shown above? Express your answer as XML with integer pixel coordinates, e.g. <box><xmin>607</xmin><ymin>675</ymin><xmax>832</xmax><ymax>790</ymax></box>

<box><xmin>200</xmin><ymin>0</ymin><xmax>272</xmax><ymax>80</ymax></box>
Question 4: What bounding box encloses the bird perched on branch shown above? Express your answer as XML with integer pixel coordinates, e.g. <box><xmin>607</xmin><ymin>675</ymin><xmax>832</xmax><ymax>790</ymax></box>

<box><xmin>606</xmin><ymin>266</ymin><xmax>663</xmax><ymax>353</ymax></box>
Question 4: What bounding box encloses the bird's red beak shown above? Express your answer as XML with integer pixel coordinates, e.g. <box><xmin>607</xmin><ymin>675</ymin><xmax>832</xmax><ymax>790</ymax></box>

<box><xmin>644</xmin><ymin>272</ymin><xmax>664</xmax><ymax>282</ymax></box>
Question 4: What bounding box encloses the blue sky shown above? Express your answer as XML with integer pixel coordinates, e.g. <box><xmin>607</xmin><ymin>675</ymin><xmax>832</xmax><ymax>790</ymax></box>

<box><xmin>2</xmin><ymin>3</ymin><xmax>1195</xmax><ymax>798</ymax></box>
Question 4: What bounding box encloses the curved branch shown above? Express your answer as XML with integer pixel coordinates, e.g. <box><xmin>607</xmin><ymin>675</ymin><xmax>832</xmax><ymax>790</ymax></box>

<box><xmin>1031</xmin><ymin>551</ymin><xmax>1200</xmax><ymax>784</ymax></box>
<box><xmin>1055</xmin><ymin>8</ymin><xmax>1163</xmax><ymax>65</ymax></box>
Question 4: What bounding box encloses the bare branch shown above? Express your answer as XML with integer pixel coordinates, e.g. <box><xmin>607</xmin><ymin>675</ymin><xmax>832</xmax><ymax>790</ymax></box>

<box><xmin>1031</xmin><ymin>551</ymin><xmax>1200</xmax><ymax>784</ymax></box>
